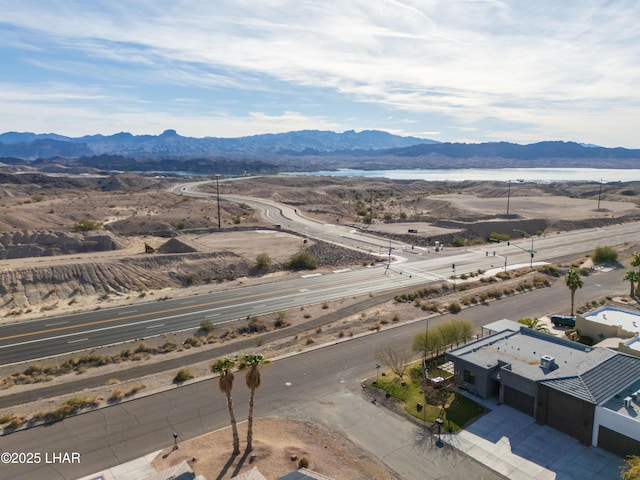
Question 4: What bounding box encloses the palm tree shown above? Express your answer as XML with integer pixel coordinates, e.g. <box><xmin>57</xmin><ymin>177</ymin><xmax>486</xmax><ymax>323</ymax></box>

<box><xmin>565</xmin><ymin>269</ymin><xmax>584</xmax><ymax>316</ymax></box>
<box><xmin>518</xmin><ymin>317</ymin><xmax>550</xmax><ymax>333</ymax></box>
<box><xmin>244</xmin><ymin>353</ymin><xmax>264</xmax><ymax>452</ymax></box>
<box><xmin>211</xmin><ymin>357</ymin><xmax>240</xmax><ymax>455</ymax></box>
<box><xmin>624</xmin><ymin>270</ymin><xmax>639</xmax><ymax>297</ymax></box>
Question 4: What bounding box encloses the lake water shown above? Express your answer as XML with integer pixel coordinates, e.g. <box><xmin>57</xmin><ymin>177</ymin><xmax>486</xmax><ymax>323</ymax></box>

<box><xmin>284</xmin><ymin>168</ymin><xmax>640</xmax><ymax>183</ymax></box>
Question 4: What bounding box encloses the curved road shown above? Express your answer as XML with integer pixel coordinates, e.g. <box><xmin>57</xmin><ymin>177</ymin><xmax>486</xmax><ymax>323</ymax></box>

<box><xmin>1</xmin><ymin>181</ymin><xmax>639</xmax><ymax>364</ymax></box>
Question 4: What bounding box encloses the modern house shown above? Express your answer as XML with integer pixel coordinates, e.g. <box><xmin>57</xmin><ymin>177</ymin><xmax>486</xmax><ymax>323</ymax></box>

<box><xmin>446</xmin><ymin>320</ymin><xmax>640</xmax><ymax>457</ymax></box>
<box><xmin>578</xmin><ymin>306</ymin><xmax>640</xmax><ymax>356</ymax></box>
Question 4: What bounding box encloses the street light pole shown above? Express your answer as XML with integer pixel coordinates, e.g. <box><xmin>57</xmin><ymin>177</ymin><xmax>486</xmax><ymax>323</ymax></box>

<box><xmin>512</xmin><ymin>229</ymin><xmax>536</xmax><ymax>269</ymax></box>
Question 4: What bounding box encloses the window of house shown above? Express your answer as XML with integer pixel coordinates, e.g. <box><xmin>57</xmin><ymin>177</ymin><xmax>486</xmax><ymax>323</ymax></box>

<box><xmin>463</xmin><ymin>369</ymin><xmax>476</xmax><ymax>385</ymax></box>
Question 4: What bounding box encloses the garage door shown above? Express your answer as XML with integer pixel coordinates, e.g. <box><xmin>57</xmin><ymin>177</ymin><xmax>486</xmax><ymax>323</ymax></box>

<box><xmin>503</xmin><ymin>385</ymin><xmax>534</xmax><ymax>416</ymax></box>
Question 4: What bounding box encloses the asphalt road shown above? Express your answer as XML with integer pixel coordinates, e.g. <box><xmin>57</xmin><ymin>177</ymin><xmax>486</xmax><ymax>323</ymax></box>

<box><xmin>2</xmin><ymin>183</ymin><xmax>640</xmax><ymax>363</ymax></box>
<box><xmin>0</xmin><ymin>266</ymin><xmax>628</xmax><ymax>480</ymax></box>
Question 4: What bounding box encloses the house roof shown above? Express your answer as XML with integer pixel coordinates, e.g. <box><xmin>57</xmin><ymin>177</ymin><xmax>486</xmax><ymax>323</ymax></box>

<box><xmin>277</xmin><ymin>468</ymin><xmax>334</xmax><ymax>480</ymax></box>
<box><xmin>231</xmin><ymin>466</ymin><xmax>267</xmax><ymax>480</ymax></box>
<box><xmin>449</xmin><ymin>323</ymin><xmax>640</xmax><ymax>406</ymax></box>
<box><xmin>540</xmin><ymin>352</ymin><xmax>640</xmax><ymax>404</ymax></box>
<box><xmin>448</xmin><ymin>327</ymin><xmax>614</xmax><ymax>382</ymax></box>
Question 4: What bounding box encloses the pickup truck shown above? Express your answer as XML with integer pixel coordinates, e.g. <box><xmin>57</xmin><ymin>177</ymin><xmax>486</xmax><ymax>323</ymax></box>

<box><xmin>550</xmin><ymin>315</ymin><xmax>576</xmax><ymax>328</ymax></box>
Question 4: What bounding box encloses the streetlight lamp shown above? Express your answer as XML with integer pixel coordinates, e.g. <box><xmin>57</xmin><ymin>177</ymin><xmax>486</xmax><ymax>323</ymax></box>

<box><xmin>173</xmin><ymin>432</ymin><xmax>179</xmax><ymax>450</ymax></box>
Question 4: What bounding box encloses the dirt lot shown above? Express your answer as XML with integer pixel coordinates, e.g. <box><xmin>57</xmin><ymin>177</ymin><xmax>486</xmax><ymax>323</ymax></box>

<box><xmin>150</xmin><ymin>417</ymin><xmax>402</xmax><ymax>480</ymax></box>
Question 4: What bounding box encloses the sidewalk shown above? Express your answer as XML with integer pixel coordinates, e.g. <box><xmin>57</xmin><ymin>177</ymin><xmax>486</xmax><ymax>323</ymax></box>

<box><xmin>75</xmin><ymin>375</ymin><xmax>624</xmax><ymax>480</ymax></box>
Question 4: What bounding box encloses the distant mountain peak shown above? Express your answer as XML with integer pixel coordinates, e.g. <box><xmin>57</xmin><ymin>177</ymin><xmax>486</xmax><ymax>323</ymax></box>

<box><xmin>160</xmin><ymin>129</ymin><xmax>179</xmax><ymax>137</ymax></box>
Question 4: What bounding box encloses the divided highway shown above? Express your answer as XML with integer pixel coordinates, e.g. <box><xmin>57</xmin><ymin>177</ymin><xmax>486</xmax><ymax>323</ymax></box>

<box><xmin>2</xmin><ymin>181</ymin><xmax>640</xmax><ymax>365</ymax></box>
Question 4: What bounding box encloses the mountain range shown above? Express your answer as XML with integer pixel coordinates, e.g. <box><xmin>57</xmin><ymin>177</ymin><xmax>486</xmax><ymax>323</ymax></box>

<box><xmin>1</xmin><ymin>129</ymin><xmax>639</xmax><ymax>174</ymax></box>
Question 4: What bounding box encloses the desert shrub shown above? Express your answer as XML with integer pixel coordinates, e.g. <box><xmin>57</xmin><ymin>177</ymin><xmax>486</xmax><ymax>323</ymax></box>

<box><xmin>183</xmin><ymin>273</ymin><xmax>197</xmax><ymax>286</ymax></box>
<box><xmin>73</xmin><ymin>218</ymin><xmax>102</xmax><ymax>232</ymax></box>
<box><xmin>125</xmin><ymin>384</ymin><xmax>145</xmax><ymax>397</ymax></box>
<box><xmin>183</xmin><ymin>336</ymin><xmax>202</xmax><ymax>347</ymax></box>
<box><xmin>199</xmin><ymin>319</ymin><xmax>214</xmax><ymax>333</ymax></box>
<box><xmin>160</xmin><ymin>340</ymin><xmax>177</xmax><ymax>352</ymax></box>
<box><xmin>3</xmin><ymin>414</ymin><xmax>25</xmax><ymax>430</ymax></box>
<box><xmin>532</xmin><ymin>276</ymin><xmax>550</xmax><ymax>287</ymax></box>
<box><xmin>537</xmin><ymin>265</ymin><xmax>559</xmax><ymax>277</ymax></box>
<box><xmin>255</xmin><ymin>253</ymin><xmax>272</xmax><ymax>270</ymax></box>
<box><xmin>175</xmin><ymin>220</ymin><xmax>187</xmax><ymax>230</ymax></box>
<box><xmin>392</xmin><ymin>313</ymin><xmax>400</xmax><ymax>322</ymax></box>
<box><xmin>51</xmin><ymin>396</ymin><xmax>99</xmax><ymax>421</ymax></box>
<box><xmin>592</xmin><ymin>246</ymin><xmax>618</xmax><ymax>264</ymax></box>
<box><xmin>487</xmin><ymin>289</ymin><xmax>502</xmax><ymax>299</ymax></box>
<box><xmin>452</xmin><ymin>236</ymin><xmax>465</xmax><ymax>247</ymax></box>
<box><xmin>447</xmin><ymin>302</ymin><xmax>462</xmax><ymax>314</ymax></box>
<box><xmin>135</xmin><ymin>342</ymin><xmax>153</xmax><ymax>354</ymax></box>
<box><xmin>298</xmin><ymin>457</ymin><xmax>310</xmax><ymax>469</ymax></box>
<box><xmin>0</xmin><ymin>413</ymin><xmax>15</xmax><ymax>424</ymax></box>
<box><xmin>236</xmin><ymin>317</ymin><xmax>266</xmax><ymax>334</ymax></box>
<box><xmin>305</xmin><ymin>337</ymin><xmax>315</xmax><ymax>345</ymax></box>
<box><xmin>274</xmin><ymin>311</ymin><xmax>290</xmax><ymax>329</ymax></box>
<box><xmin>109</xmin><ymin>389</ymin><xmax>124</xmax><ymax>403</ymax></box>
<box><xmin>488</xmin><ymin>232</ymin><xmax>510</xmax><ymax>242</ymax></box>
<box><xmin>421</xmin><ymin>302</ymin><xmax>439</xmax><ymax>312</ymax></box>
<box><xmin>286</xmin><ymin>251</ymin><xmax>317</xmax><ymax>270</ymax></box>
<box><xmin>173</xmin><ymin>368</ymin><xmax>194</xmax><ymax>383</ymax></box>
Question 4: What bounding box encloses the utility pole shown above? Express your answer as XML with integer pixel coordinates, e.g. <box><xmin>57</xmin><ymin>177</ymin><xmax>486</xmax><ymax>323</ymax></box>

<box><xmin>215</xmin><ymin>174</ymin><xmax>221</xmax><ymax>228</ymax></box>
<box><xmin>506</xmin><ymin>179</ymin><xmax>511</xmax><ymax>217</ymax></box>
<box><xmin>597</xmin><ymin>178</ymin><xmax>603</xmax><ymax>210</ymax></box>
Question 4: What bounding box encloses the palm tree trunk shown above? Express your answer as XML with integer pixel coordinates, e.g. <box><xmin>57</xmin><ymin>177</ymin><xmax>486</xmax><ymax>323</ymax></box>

<box><xmin>570</xmin><ymin>289</ymin><xmax>576</xmax><ymax>316</ymax></box>
<box><xmin>630</xmin><ymin>280</ymin><xmax>635</xmax><ymax>297</ymax></box>
<box><xmin>226</xmin><ymin>393</ymin><xmax>240</xmax><ymax>454</ymax></box>
<box><xmin>247</xmin><ymin>388</ymin><xmax>255</xmax><ymax>451</ymax></box>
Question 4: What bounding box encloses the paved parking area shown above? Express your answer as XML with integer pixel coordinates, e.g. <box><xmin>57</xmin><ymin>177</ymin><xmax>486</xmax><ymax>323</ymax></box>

<box><xmin>444</xmin><ymin>401</ymin><xmax>623</xmax><ymax>480</ymax></box>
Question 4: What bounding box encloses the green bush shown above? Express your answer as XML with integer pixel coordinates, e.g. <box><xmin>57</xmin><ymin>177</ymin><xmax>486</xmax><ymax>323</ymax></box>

<box><xmin>447</xmin><ymin>302</ymin><xmax>462</xmax><ymax>314</ymax></box>
<box><xmin>199</xmin><ymin>319</ymin><xmax>214</xmax><ymax>333</ymax></box>
<box><xmin>73</xmin><ymin>218</ymin><xmax>102</xmax><ymax>232</ymax></box>
<box><xmin>488</xmin><ymin>232</ymin><xmax>510</xmax><ymax>242</ymax></box>
<box><xmin>592</xmin><ymin>246</ymin><xmax>618</xmax><ymax>264</ymax></box>
<box><xmin>255</xmin><ymin>253</ymin><xmax>272</xmax><ymax>270</ymax></box>
<box><xmin>452</xmin><ymin>237</ymin><xmax>466</xmax><ymax>247</ymax></box>
<box><xmin>286</xmin><ymin>251</ymin><xmax>317</xmax><ymax>270</ymax></box>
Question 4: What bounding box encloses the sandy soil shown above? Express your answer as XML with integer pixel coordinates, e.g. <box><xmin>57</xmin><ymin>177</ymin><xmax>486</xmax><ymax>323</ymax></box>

<box><xmin>431</xmin><ymin>193</ymin><xmax>639</xmax><ymax>221</ymax></box>
<box><xmin>150</xmin><ymin>417</ymin><xmax>401</xmax><ymax>480</ymax></box>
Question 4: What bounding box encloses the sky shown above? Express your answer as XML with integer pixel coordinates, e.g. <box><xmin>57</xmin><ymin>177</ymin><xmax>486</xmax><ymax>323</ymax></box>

<box><xmin>1</xmin><ymin>1</ymin><xmax>639</xmax><ymax>148</ymax></box>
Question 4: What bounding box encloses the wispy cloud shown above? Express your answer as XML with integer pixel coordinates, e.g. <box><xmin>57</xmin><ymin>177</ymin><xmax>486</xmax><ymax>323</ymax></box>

<box><xmin>0</xmin><ymin>1</ymin><xmax>639</xmax><ymax>146</ymax></box>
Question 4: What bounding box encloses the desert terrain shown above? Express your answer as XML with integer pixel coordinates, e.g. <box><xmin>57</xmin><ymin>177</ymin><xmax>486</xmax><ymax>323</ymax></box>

<box><xmin>1</xmin><ymin>172</ymin><xmax>639</xmax><ymax>478</ymax></box>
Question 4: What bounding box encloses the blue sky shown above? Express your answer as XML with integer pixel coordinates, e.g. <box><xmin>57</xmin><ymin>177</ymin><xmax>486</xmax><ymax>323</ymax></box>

<box><xmin>1</xmin><ymin>1</ymin><xmax>639</xmax><ymax>147</ymax></box>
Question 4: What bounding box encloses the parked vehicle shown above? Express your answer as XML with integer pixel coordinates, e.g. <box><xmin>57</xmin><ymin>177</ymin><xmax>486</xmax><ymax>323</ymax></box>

<box><xmin>550</xmin><ymin>315</ymin><xmax>576</xmax><ymax>327</ymax></box>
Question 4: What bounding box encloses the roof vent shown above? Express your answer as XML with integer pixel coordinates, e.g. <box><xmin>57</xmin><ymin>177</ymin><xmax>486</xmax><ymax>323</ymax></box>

<box><xmin>540</xmin><ymin>355</ymin><xmax>555</xmax><ymax>370</ymax></box>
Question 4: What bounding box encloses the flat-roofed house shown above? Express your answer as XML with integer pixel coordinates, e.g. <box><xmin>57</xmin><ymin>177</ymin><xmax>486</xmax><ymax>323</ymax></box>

<box><xmin>446</xmin><ymin>321</ymin><xmax>640</xmax><ymax>456</ymax></box>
